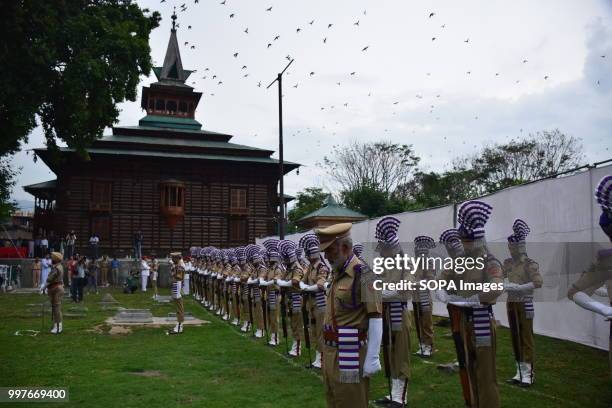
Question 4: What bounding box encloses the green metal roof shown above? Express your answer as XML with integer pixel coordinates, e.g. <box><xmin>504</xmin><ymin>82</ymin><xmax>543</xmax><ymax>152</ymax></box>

<box><xmin>34</xmin><ymin>148</ymin><xmax>299</xmax><ymax>173</ymax></box>
<box><xmin>297</xmin><ymin>195</ymin><xmax>367</xmax><ymax>222</ymax></box>
<box><xmin>116</xmin><ymin>124</ymin><xmax>230</xmax><ymax>137</ymax></box>
<box><xmin>98</xmin><ymin>135</ymin><xmax>271</xmax><ymax>153</ymax></box>
<box><xmin>138</xmin><ymin>115</ymin><xmax>202</xmax><ymax>131</ymax></box>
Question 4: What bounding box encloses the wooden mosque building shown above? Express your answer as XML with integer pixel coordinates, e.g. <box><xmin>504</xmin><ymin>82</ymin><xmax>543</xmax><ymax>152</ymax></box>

<box><xmin>25</xmin><ymin>19</ymin><xmax>299</xmax><ymax>257</ymax></box>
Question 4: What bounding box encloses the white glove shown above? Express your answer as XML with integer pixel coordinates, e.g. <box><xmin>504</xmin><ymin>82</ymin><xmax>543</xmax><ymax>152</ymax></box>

<box><xmin>225</xmin><ymin>277</ymin><xmax>231</xmax><ymax>282</ymax></box>
<box><xmin>573</xmin><ymin>291</ymin><xmax>612</xmax><ymax>319</ymax></box>
<box><xmin>381</xmin><ymin>289</ymin><xmax>398</xmax><ymax>300</ymax></box>
<box><xmin>448</xmin><ymin>294</ymin><xmax>480</xmax><ymax>306</ymax></box>
<box><xmin>323</xmin><ymin>282</ymin><xmax>331</xmax><ymax>290</ymax></box>
<box><xmin>234</xmin><ymin>277</ymin><xmax>240</xmax><ymax>282</ymax></box>
<box><xmin>247</xmin><ymin>277</ymin><xmax>258</xmax><ymax>285</ymax></box>
<box><xmin>594</xmin><ymin>285</ymin><xmax>608</xmax><ymax>298</ymax></box>
<box><xmin>276</xmin><ymin>279</ymin><xmax>292</xmax><ymax>288</ymax></box>
<box><xmin>505</xmin><ymin>282</ymin><xmax>535</xmax><ymax>294</ymax></box>
<box><xmin>305</xmin><ymin>284</ymin><xmax>319</xmax><ymax>292</ymax></box>
<box><xmin>39</xmin><ymin>287</ymin><xmax>45</xmax><ymax>295</ymax></box>
<box><xmin>299</xmin><ymin>281</ymin><xmax>308</xmax><ymax>290</ymax></box>
<box><xmin>259</xmin><ymin>279</ymin><xmax>271</xmax><ymax>286</ymax></box>
<box><xmin>363</xmin><ymin>318</ymin><xmax>383</xmax><ymax>377</ymax></box>
<box><xmin>435</xmin><ymin>289</ymin><xmax>449</xmax><ymax>303</ymax></box>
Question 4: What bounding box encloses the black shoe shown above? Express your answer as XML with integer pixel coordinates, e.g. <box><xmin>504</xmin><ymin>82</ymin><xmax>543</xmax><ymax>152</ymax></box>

<box><xmin>505</xmin><ymin>378</ymin><xmax>520</xmax><ymax>385</ymax></box>
<box><xmin>387</xmin><ymin>402</ymin><xmax>405</xmax><ymax>408</ymax></box>
<box><xmin>373</xmin><ymin>396</ymin><xmax>392</xmax><ymax>406</ymax></box>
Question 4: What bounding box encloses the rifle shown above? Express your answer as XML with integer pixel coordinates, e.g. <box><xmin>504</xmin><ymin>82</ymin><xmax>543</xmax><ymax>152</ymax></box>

<box><xmin>381</xmin><ymin>303</ymin><xmax>392</xmax><ymax>399</ymax></box>
<box><xmin>301</xmin><ymin>293</ymin><xmax>312</xmax><ymax>367</ymax></box>
<box><xmin>449</xmin><ymin>304</ymin><xmax>472</xmax><ymax>406</ymax></box>
<box><xmin>247</xmin><ymin>284</ymin><xmax>254</xmax><ymax>335</ymax></box>
<box><xmin>262</xmin><ymin>287</ymin><xmax>269</xmax><ymax>342</ymax></box>
<box><xmin>225</xmin><ymin>280</ymin><xmax>230</xmax><ymax>319</ymax></box>
<box><xmin>280</xmin><ymin>288</ymin><xmax>289</xmax><ymax>354</ymax></box>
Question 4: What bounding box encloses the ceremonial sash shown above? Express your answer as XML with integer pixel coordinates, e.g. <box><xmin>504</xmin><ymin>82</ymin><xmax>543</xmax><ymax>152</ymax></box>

<box><xmin>418</xmin><ymin>289</ymin><xmax>431</xmax><ymax>312</ymax></box>
<box><xmin>252</xmin><ymin>286</ymin><xmax>261</xmax><ymax>302</ymax></box>
<box><xmin>231</xmin><ymin>281</ymin><xmax>238</xmax><ymax>295</ymax></box>
<box><xmin>291</xmin><ymin>293</ymin><xmax>302</xmax><ymax>312</ymax></box>
<box><xmin>171</xmin><ymin>281</ymin><xmax>182</xmax><ymax>300</ymax></box>
<box><xmin>523</xmin><ymin>296</ymin><xmax>535</xmax><ymax>320</ymax></box>
<box><xmin>472</xmin><ymin>306</ymin><xmax>493</xmax><ymax>347</ymax></box>
<box><xmin>268</xmin><ymin>290</ymin><xmax>278</xmax><ymax>310</ymax></box>
<box><xmin>336</xmin><ymin>326</ymin><xmax>361</xmax><ymax>384</ymax></box>
<box><xmin>389</xmin><ymin>301</ymin><xmax>406</xmax><ymax>331</ymax></box>
<box><xmin>314</xmin><ymin>290</ymin><xmax>326</xmax><ymax>309</ymax></box>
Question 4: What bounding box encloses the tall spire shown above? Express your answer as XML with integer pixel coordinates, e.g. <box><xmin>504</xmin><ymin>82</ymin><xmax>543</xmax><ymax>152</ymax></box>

<box><xmin>160</xmin><ymin>8</ymin><xmax>186</xmax><ymax>81</ymax></box>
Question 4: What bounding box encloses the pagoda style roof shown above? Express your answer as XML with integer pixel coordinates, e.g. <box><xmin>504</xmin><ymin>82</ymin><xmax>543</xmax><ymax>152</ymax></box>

<box><xmin>23</xmin><ymin>179</ymin><xmax>57</xmax><ymax>200</ymax></box>
<box><xmin>297</xmin><ymin>195</ymin><xmax>367</xmax><ymax>225</ymax></box>
<box><xmin>30</xmin><ymin>14</ymin><xmax>300</xmax><ymax>179</ymax></box>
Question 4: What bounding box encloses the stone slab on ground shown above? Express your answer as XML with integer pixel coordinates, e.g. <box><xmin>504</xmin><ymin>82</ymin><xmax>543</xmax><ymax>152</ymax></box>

<box><xmin>113</xmin><ymin>309</ymin><xmax>153</xmax><ymax>323</ymax></box>
<box><xmin>105</xmin><ymin>316</ymin><xmax>209</xmax><ymax>326</ymax></box>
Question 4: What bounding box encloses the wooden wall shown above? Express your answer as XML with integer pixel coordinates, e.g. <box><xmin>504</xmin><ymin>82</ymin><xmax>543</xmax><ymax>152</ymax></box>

<box><xmin>51</xmin><ymin>155</ymin><xmax>280</xmax><ymax>257</ymax></box>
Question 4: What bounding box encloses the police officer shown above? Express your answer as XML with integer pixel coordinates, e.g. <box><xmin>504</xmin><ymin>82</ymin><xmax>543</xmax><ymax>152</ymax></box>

<box><xmin>503</xmin><ymin>219</ymin><xmax>543</xmax><ymax>386</ymax></box>
<box><xmin>40</xmin><ymin>251</ymin><xmax>64</xmax><ymax>334</ymax></box>
<box><xmin>316</xmin><ymin>223</ymin><xmax>383</xmax><ymax>408</ymax></box>
<box><xmin>261</xmin><ymin>239</ymin><xmax>282</xmax><ymax>346</ymax></box>
<box><xmin>168</xmin><ymin>252</ymin><xmax>186</xmax><ymax>335</ymax></box>
<box><xmin>413</xmin><ymin>236</ymin><xmax>437</xmax><ymax>358</ymax></box>
<box><xmin>279</xmin><ymin>240</ymin><xmax>305</xmax><ymax>357</ymax></box>
<box><xmin>436</xmin><ymin>200</ymin><xmax>503</xmax><ymax>408</ymax></box>
<box><xmin>568</xmin><ymin>175</ymin><xmax>612</xmax><ymax>376</ymax></box>
<box><xmin>373</xmin><ymin>216</ymin><xmax>412</xmax><ymax>407</ymax></box>
<box><xmin>299</xmin><ymin>233</ymin><xmax>330</xmax><ymax>369</ymax></box>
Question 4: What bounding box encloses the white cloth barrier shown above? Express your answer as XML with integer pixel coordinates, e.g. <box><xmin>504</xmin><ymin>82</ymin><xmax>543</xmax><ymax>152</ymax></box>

<box><xmin>258</xmin><ymin>164</ymin><xmax>612</xmax><ymax>351</ymax></box>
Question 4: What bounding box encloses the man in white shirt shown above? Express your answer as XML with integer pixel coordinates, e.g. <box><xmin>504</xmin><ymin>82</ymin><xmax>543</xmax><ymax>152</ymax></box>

<box><xmin>140</xmin><ymin>257</ymin><xmax>150</xmax><ymax>292</ymax></box>
<box><xmin>40</xmin><ymin>254</ymin><xmax>52</xmax><ymax>293</ymax></box>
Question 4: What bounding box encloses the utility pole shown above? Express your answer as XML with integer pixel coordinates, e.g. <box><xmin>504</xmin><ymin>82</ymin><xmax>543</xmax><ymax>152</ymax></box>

<box><xmin>267</xmin><ymin>59</ymin><xmax>294</xmax><ymax>239</ymax></box>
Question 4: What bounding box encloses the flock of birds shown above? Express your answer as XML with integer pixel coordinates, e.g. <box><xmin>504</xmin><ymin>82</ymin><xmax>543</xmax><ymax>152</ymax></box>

<box><xmin>149</xmin><ymin>1</ymin><xmax>608</xmax><ymax>160</ymax></box>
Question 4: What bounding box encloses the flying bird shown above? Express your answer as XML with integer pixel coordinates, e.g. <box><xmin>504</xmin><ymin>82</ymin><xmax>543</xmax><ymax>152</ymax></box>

<box><xmin>393</xmin><ymin>101</ymin><xmax>399</xmax><ymax>105</ymax></box>
<box><xmin>218</xmin><ymin>81</ymin><xmax>223</xmax><ymax>85</ymax></box>
<box><xmin>267</xmin><ymin>43</ymin><xmax>272</xmax><ymax>48</ymax></box>
<box><xmin>354</xmin><ymin>20</ymin><xmax>360</xmax><ymax>26</ymax></box>
<box><xmin>309</xmin><ymin>20</ymin><xmax>315</xmax><ymax>25</ymax></box>
<box><xmin>441</xmin><ymin>24</ymin><xmax>446</xmax><ymax>28</ymax></box>
<box><xmin>309</xmin><ymin>72</ymin><xmax>315</xmax><ymax>76</ymax></box>
<box><xmin>336</xmin><ymin>82</ymin><xmax>341</xmax><ymax>86</ymax></box>
<box><xmin>328</xmin><ymin>23</ymin><xmax>333</xmax><ymax>28</ymax></box>
<box><xmin>544</xmin><ymin>75</ymin><xmax>549</xmax><ymax>80</ymax></box>
<box><xmin>266</xmin><ymin>6</ymin><xmax>272</xmax><ymax>11</ymax></box>
<box><xmin>233</xmin><ymin>52</ymin><xmax>239</xmax><ymax>57</ymax></box>
<box><xmin>432</xmin><ymin>37</ymin><xmax>436</xmax><ymax>41</ymax></box>
<box><xmin>522</xmin><ymin>59</ymin><xmax>528</xmax><ymax>63</ymax></box>
<box><xmin>286</xmin><ymin>54</ymin><xmax>291</xmax><ymax>60</ymax></box>
<box><xmin>229</xmin><ymin>13</ymin><xmax>234</xmax><ymax>18</ymax></box>
<box><xmin>293</xmin><ymin>83</ymin><xmax>298</xmax><ymax>88</ymax></box>
<box><xmin>241</xmin><ymin>65</ymin><xmax>247</xmax><ymax>69</ymax></box>
<box><xmin>274</xmin><ymin>35</ymin><xmax>279</xmax><ymax>40</ymax></box>
<box><xmin>350</xmin><ymin>72</ymin><xmax>355</xmax><ymax>75</ymax></box>
<box><xmin>429</xmin><ymin>12</ymin><xmax>435</xmax><ymax>18</ymax></box>
<box><xmin>296</xmin><ymin>27</ymin><xmax>301</xmax><ymax>33</ymax></box>
<box><xmin>213</xmin><ymin>75</ymin><xmax>217</xmax><ymax>79</ymax></box>
<box><xmin>243</xmin><ymin>74</ymin><xmax>249</xmax><ymax>77</ymax></box>
<box><xmin>188</xmin><ymin>25</ymin><xmax>192</xmax><ymax>29</ymax></box>
<box><xmin>190</xmin><ymin>45</ymin><xmax>195</xmax><ymax>49</ymax></box>
<box><xmin>362</xmin><ymin>45</ymin><xmax>369</xmax><ymax>51</ymax></box>
<box><xmin>220</xmin><ymin>0</ymin><xmax>226</xmax><ymax>4</ymax></box>
<box><xmin>184</xmin><ymin>41</ymin><xmax>189</xmax><ymax>46</ymax></box>
<box><xmin>257</xmin><ymin>81</ymin><xmax>262</xmax><ymax>87</ymax></box>
<box><xmin>323</xmin><ymin>37</ymin><xmax>327</xmax><ymax>43</ymax></box>
<box><xmin>244</xmin><ymin>27</ymin><xmax>248</xmax><ymax>34</ymax></box>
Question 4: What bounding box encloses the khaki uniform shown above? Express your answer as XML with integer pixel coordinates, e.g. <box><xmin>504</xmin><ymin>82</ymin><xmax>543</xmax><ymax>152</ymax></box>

<box><xmin>47</xmin><ymin>263</ymin><xmax>64</xmax><ymax>323</ymax></box>
<box><xmin>322</xmin><ymin>255</ymin><xmax>382</xmax><ymax>408</ymax></box>
<box><xmin>171</xmin><ymin>263</ymin><xmax>185</xmax><ymax>323</ymax></box>
<box><xmin>266</xmin><ymin>263</ymin><xmax>283</xmax><ymax>336</ymax></box>
<box><xmin>442</xmin><ymin>253</ymin><xmax>504</xmax><ymax>408</ymax></box>
<box><xmin>570</xmin><ymin>249</ymin><xmax>612</xmax><ymax>376</ymax></box>
<box><xmin>240</xmin><ymin>263</ymin><xmax>252</xmax><ymax>325</ymax></box>
<box><xmin>100</xmin><ymin>258</ymin><xmax>109</xmax><ymax>286</ymax></box>
<box><xmin>254</xmin><ymin>263</ymin><xmax>267</xmax><ymax>333</ymax></box>
<box><xmin>231</xmin><ymin>264</ymin><xmax>242</xmax><ymax>321</ymax></box>
<box><xmin>303</xmin><ymin>259</ymin><xmax>329</xmax><ymax>355</ymax></box>
<box><xmin>503</xmin><ymin>257</ymin><xmax>543</xmax><ymax>365</ymax></box>
<box><xmin>284</xmin><ymin>262</ymin><xmax>305</xmax><ymax>342</ymax></box>
<box><xmin>412</xmin><ymin>265</ymin><xmax>435</xmax><ymax>349</ymax></box>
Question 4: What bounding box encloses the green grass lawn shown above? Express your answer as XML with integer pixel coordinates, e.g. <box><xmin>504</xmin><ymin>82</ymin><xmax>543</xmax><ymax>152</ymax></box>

<box><xmin>0</xmin><ymin>288</ymin><xmax>610</xmax><ymax>407</ymax></box>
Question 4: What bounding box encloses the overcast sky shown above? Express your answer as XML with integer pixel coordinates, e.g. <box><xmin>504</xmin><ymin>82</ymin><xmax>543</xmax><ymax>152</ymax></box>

<box><xmin>11</xmin><ymin>0</ymin><xmax>612</xmax><ymax>206</ymax></box>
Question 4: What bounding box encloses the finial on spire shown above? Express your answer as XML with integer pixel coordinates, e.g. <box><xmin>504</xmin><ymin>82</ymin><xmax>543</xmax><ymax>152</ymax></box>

<box><xmin>171</xmin><ymin>7</ymin><xmax>177</xmax><ymax>31</ymax></box>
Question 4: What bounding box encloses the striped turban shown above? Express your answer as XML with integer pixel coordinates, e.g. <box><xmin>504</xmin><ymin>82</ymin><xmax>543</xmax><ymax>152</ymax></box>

<box><xmin>263</xmin><ymin>239</ymin><xmax>281</xmax><ymax>260</ymax></box>
<box><xmin>235</xmin><ymin>246</ymin><xmax>247</xmax><ymax>264</ymax></box>
<box><xmin>299</xmin><ymin>233</ymin><xmax>321</xmax><ymax>257</ymax></box>
<box><xmin>414</xmin><ymin>235</ymin><xmax>436</xmax><ymax>254</ymax></box>
<box><xmin>245</xmin><ymin>244</ymin><xmax>263</xmax><ymax>263</ymax></box>
<box><xmin>279</xmin><ymin>240</ymin><xmax>298</xmax><ymax>264</ymax></box>
<box><xmin>458</xmin><ymin>200</ymin><xmax>493</xmax><ymax>240</ymax></box>
<box><xmin>595</xmin><ymin>175</ymin><xmax>612</xmax><ymax>233</ymax></box>
<box><xmin>439</xmin><ymin>228</ymin><xmax>463</xmax><ymax>252</ymax></box>
<box><xmin>375</xmin><ymin>216</ymin><xmax>401</xmax><ymax>246</ymax></box>
<box><xmin>353</xmin><ymin>243</ymin><xmax>364</xmax><ymax>258</ymax></box>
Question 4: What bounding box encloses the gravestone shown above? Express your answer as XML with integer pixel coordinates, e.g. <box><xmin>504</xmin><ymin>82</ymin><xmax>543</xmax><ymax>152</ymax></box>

<box><xmin>114</xmin><ymin>309</ymin><xmax>153</xmax><ymax>323</ymax></box>
<box><xmin>166</xmin><ymin>312</ymin><xmax>195</xmax><ymax>321</ymax></box>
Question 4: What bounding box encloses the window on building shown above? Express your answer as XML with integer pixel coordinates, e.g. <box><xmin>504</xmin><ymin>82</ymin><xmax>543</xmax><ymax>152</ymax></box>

<box><xmin>230</xmin><ymin>188</ymin><xmax>247</xmax><ymax>210</ymax></box>
<box><xmin>178</xmin><ymin>101</ymin><xmax>188</xmax><ymax>115</ymax></box>
<box><xmin>91</xmin><ymin>216</ymin><xmax>111</xmax><ymax>241</ymax></box>
<box><xmin>155</xmin><ymin>99</ymin><xmax>165</xmax><ymax>112</ymax></box>
<box><xmin>166</xmin><ymin>100</ymin><xmax>177</xmax><ymax>114</ymax></box>
<box><xmin>229</xmin><ymin>218</ymin><xmax>247</xmax><ymax>242</ymax></box>
<box><xmin>90</xmin><ymin>181</ymin><xmax>112</xmax><ymax>211</ymax></box>
<box><xmin>160</xmin><ymin>182</ymin><xmax>184</xmax><ymax>209</ymax></box>
<box><xmin>148</xmin><ymin>98</ymin><xmax>155</xmax><ymax>110</ymax></box>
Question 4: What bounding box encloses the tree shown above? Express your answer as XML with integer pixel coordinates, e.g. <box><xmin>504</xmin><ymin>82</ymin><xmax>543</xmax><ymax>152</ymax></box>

<box><xmin>396</xmin><ymin>169</ymin><xmax>480</xmax><ymax>210</ymax></box>
<box><xmin>0</xmin><ymin>0</ymin><xmax>161</xmax><ymax>158</ymax></box>
<box><xmin>460</xmin><ymin>129</ymin><xmax>584</xmax><ymax>193</ymax></box>
<box><xmin>287</xmin><ymin>187</ymin><xmax>329</xmax><ymax>232</ymax></box>
<box><xmin>321</xmin><ymin>141</ymin><xmax>420</xmax><ymax>195</ymax></box>
<box><xmin>0</xmin><ymin>158</ymin><xmax>18</xmax><ymax>222</ymax></box>
<box><xmin>341</xmin><ymin>185</ymin><xmax>409</xmax><ymax>218</ymax></box>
